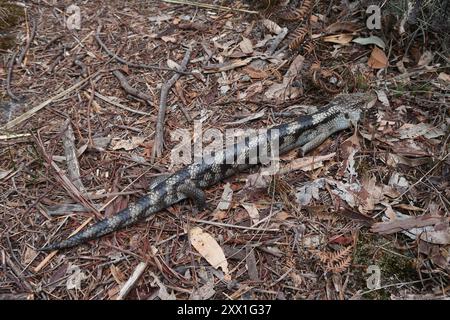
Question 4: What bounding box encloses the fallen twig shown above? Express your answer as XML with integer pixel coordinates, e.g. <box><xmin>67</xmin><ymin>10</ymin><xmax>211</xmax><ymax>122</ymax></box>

<box><xmin>2</xmin><ymin>250</ymin><xmax>35</xmax><ymax>293</ymax></box>
<box><xmin>0</xmin><ymin>133</ymin><xmax>31</xmax><ymax>140</ymax></box>
<box><xmin>189</xmin><ymin>217</ymin><xmax>280</xmax><ymax>232</ymax></box>
<box><xmin>371</xmin><ymin>215</ymin><xmax>448</xmax><ymax>235</ymax></box>
<box><xmin>33</xmin><ymin>132</ymin><xmax>100</xmax><ymax>217</ymax></box>
<box><xmin>6</xmin><ymin>51</ymin><xmax>20</xmax><ymax>101</ymax></box>
<box><xmin>17</xmin><ymin>17</ymin><xmax>37</xmax><ymax>66</ymax></box>
<box><xmin>151</xmin><ymin>48</ymin><xmax>192</xmax><ymax>161</ymax></box>
<box><xmin>86</xmin><ymin>90</ymin><xmax>152</xmax><ymax>116</ymax></box>
<box><xmin>112</xmin><ymin>70</ymin><xmax>153</xmax><ymax>105</ymax></box>
<box><xmin>162</xmin><ymin>0</ymin><xmax>258</xmax><ymax>14</ymax></box>
<box><xmin>117</xmin><ymin>261</ymin><xmax>148</xmax><ymax>300</ymax></box>
<box><xmin>86</xmin><ymin>80</ymin><xmax>95</xmax><ymax>146</ymax></box>
<box><xmin>2</xmin><ymin>72</ymin><xmax>98</xmax><ymax>130</ymax></box>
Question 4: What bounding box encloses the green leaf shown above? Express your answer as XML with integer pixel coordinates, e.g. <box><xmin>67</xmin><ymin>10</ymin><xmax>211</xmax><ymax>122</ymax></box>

<box><xmin>353</xmin><ymin>36</ymin><xmax>386</xmax><ymax>49</ymax></box>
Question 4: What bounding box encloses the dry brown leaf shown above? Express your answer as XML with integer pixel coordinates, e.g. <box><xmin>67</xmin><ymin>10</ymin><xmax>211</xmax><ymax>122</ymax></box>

<box><xmin>23</xmin><ymin>247</ymin><xmax>37</xmax><ymax>265</ymax></box>
<box><xmin>148</xmin><ymin>271</ymin><xmax>176</xmax><ymax>300</ymax></box>
<box><xmin>216</xmin><ymin>183</ymin><xmax>233</xmax><ymax>211</ymax></box>
<box><xmin>325</xmin><ymin>22</ymin><xmax>359</xmax><ymax>33</ymax></box>
<box><xmin>372</xmin><ymin>212</ymin><xmax>449</xmax><ymax>243</ymax></box>
<box><xmin>398</xmin><ymin>123</ymin><xmax>445</xmax><ymax>140</ymax></box>
<box><xmin>322</xmin><ymin>34</ymin><xmax>353</xmax><ymax>44</ymax></box>
<box><xmin>390</xmin><ymin>140</ymin><xmax>431</xmax><ymax>157</ymax></box>
<box><xmin>189</xmin><ymin>277</ymin><xmax>215</xmax><ymax>300</ymax></box>
<box><xmin>245</xmin><ymin>172</ymin><xmax>271</xmax><ymax>189</ymax></box>
<box><xmin>110</xmin><ymin>265</ymin><xmax>126</xmax><ymax>285</ymax></box>
<box><xmin>111</xmin><ymin>136</ymin><xmax>145</xmax><ymax>151</ymax></box>
<box><xmin>417</xmin><ymin>51</ymin><xmax>433</xmax><ymax>67</ymax></box>
<box><xmin>393</xmin><ymin>203</ymin><xmax>425</xmax><ymax>212</ymax></box>
<box><xmin>375</xmin><ymin>90</ymin><xmax>390</xmax><ymax>107</ymax></box>
<box><xmin>262</xmin><ymin>19</ymin><xmax>282</xmax><ymax>34</ymax></box>
<box><xmin>275</xmin><ymin>211</ymin><xmax>292</xmax><ymax>221</ymax></box>
<box><xmin>279</xmin><ymin>153</ymin><xmax>335</xmax><ymax>174</ymax></box>
<box><xmin>382</xmin><ymin>153</ymin><xmax>429</xmax><ymax>168</ymax></box>
<box><xmin>167</xmin><ymin>59</ymin><xmax>180</xmax><ymax>70</ymax></box>
<box><xmin>107</xmin><ymin>286</ymin><xmax>120</xmax><ymax>300</ymax></box>
<box><xmin>161</xmin><ymin>35</ymin><xmax>177</xmax><ymax>43</ymax></box>
<box><xmin>265</xmin><ymin>54</ymin><xmax>305</xmax><ymax>100</ymax></box>
<box><xmin>242</xmin><ymin>66</ymin><xmax>269</xmax><ymax>79</ymax></box>
<box><xmin>239</xmin><ymin>82</ymin><xmax>264</xmax><ymax>100</ymax></box>
<box><xmin>368</xmin><ymin>47</ymin><xmax>388</xmax><ymax>69</ymax></box>
<box><xmin>239</xmin><ymin>37</ymin><xmax>254</xmax><ymax>54</ymax></box>
<box><xmin>66</xmin><ymin>264</ymin><xmax>86</xmax><ymax>290</ymax></box>
<box><xmin>203</xmin><ymin>57</ymin><xmax>254</xmax><ymax>73</ymax></box>
<box><xmin>354</xmin><ymin>176</ymin><xmax>399</xmax><ymax>213</ymax></box>
<box><xmin>189</xmin><ymin>227</ymin><xmax>230</xmax><ymax>276</ymax></box>
<box><xmin>438</xmin><ymin>72</ymin><xmax>450</xmax><ymax>82</ymax></box>
<box><xmin>242</xmin><ymin>203</ymin><xmax>260</xmax><ymax>224</ymax></box>
<box><xmin>338</xmin><ymin>132</ymin><xmax>360</xmax><ymax>178</ymax></box>
<box><xmin>224</xmin><ymin>110</ymin><xmax>265</xmax><ymax>125</ymax></box>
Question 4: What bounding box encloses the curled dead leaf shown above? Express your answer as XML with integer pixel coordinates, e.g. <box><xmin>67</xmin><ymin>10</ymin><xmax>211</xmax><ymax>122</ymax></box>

<box><xmin>239</xmin><ymin>37</ymin><xmax>253</xmax><ymax>54</ymax></box>
<box><xmin>368</xmin><ymin>47</ymin><xmax>388</xmax><ymax>69</ymax></box>
<box><xmin>325</xmin><ymin>21</ymin><xmax>359</xmax><ymax>34</ymax></box>
<box><xmin>189</xmin><ymin>227</ymin><xmax>230</xmax><ymax>277</ymax></box>
<box><xmin>322</xmin><ymin>34</ymin><xmax>353</xmax><ymax>44</ymax></box>
<box><xmin>262</xmin><ymin>19</ymin><xmax>282</xmax><ymax>34</ymax></box>
<box><xmin>242</xmin><ymin>66</ymin><xmax>269</xmax><ymax>79</ymax></box>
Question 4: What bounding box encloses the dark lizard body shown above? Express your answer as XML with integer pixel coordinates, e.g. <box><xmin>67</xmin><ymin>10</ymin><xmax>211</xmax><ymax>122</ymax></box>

<box><xmin>41</xmin><ymin>93</ymin><xmax>376</xmax><ymax>251</ymax></box>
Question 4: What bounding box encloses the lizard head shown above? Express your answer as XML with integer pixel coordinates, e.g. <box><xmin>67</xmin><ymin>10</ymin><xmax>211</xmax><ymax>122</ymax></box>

<box><xmin>336</xmin><ymin>91</ymin><xmax>377</xmax><ymax>110</ymax></box>
<box><xmin>331</xmin><ymin>91</ymin><xmax>378</xmax><ymax>124</ymax></box>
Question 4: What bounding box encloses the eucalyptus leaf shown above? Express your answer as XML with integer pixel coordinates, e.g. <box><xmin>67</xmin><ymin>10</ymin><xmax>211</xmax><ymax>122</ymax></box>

<box><xmin>353</xmin><ymin>36</ymin><xmax>386</xmax><ymax>49</ymax></box>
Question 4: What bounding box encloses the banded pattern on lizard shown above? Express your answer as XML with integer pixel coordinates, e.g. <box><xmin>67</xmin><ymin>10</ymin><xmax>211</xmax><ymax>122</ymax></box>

<box><xmin>40</xmin><ymin>92</ymin><xmax>376</xmax><ymax>251</ymax></box>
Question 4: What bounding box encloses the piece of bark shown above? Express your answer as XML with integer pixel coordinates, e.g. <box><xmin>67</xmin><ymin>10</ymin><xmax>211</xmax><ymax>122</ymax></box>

<box><xmin>62</xmin><ymin>119</ymin><xmax>85</xmax><ymax>193</ymax></box>
<box><xmin>371</xmin><ymin>215</ymin><xmax>448</xmax><ymax>235</ymax></box>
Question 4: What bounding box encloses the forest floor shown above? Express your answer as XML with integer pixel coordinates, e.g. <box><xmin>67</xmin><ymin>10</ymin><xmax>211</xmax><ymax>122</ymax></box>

<box><xmin>0</xmin><ymin>0</ymin><xmax>449</xmax><ymax>300</ymax></box>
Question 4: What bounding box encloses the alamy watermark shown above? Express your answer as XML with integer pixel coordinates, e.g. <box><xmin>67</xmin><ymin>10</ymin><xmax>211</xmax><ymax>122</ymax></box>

<box><xmin>66</xmin><ymin>4</ymin><xmax>81</xmax><ymax>30</ymax></box>
<box><xmin>366</xmin><ymin>265</ymin><xmax>382</xmax><ymax>290</ymax></box>
<box><xmin>366</xmin><ymin>5</ymin><xmax>382</xmax><ymax>30</ymax></box>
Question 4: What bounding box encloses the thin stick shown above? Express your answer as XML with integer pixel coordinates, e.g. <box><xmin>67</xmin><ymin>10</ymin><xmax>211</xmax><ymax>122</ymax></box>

<box><xmin>151</xmin><ymin>48</ymin><xmax>192</xmax><ymax>161</ymax></box>
<box><xmin>117</xmin><ymin>262</ymin><xmax>148</xmax><ymax>300</ymax></box>
<box><xmin>33</xmin><ymin>250</ymin><xmax>57</xmax><ymax>273</ymax></box>
<box><xmin>6</xmin><ymin>51</ymin><xmax>20</xmax><ymax>101</ymax></box>
<box><xmin>2</xmin><ymin>72</ymin><xmax>98</xmax><ymax>130</ymax></box>
<box><xmin>189</xmin><ymin>217</ymin><xmax>279</xmax><ymax>232</ymax></box>
<box><xmin>86</xmin><ymin>79</ymin><xmax>95</xmax><ymax>146</ymax></box>
<box><xmin>33</xmin><ymin>132</ymin><xmax>100</xmax><ymax>217</ymax></box>
<box><xmin>17</xmin><ymin>18</ymin><xmax>37</xmax><ymax>66</ymax></box>
<box><xmin>87</xmin><ymin>90</ymin><xmax>151</xmax><ymax>116</ymax></box>
<box><xmin>162</xmin><ymin>0</ymin><xmax>259</xmax><ymax>14</ymax></box>
<box><xmin>0</xmin><ymin>133</ymin><xmax>31</xmax><ymax>140</ymax></box>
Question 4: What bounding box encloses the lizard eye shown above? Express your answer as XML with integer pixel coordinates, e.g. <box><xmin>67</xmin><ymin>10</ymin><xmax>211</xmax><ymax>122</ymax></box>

<box><xmin>344</xmin><ymin>112</ymin><xmax>350</xmax><ymax>119</ymax></box>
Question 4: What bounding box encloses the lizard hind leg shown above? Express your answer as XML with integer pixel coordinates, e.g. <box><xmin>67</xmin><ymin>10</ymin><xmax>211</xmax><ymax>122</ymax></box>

<box><xmin>149</xmin><ymin>174</ymin><xmax>170</xmax><ymax>189</ymax></box>
<box><xmin>177</xmin><ymin>182</ymin><xmax>206</xmax><ymax>211</ymax></box>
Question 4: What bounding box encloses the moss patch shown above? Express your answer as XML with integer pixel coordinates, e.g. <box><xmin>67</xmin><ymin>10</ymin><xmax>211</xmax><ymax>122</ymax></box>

<box><xmin>352</xmin><ymin>232</ymin><xmax>418</xmax><ymax>299</ymax></box>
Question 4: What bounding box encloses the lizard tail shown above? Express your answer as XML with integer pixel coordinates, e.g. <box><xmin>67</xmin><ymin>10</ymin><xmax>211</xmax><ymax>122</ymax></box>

<box><xmin>40</xmin><ymin>195</ymin><xmax>155</xmax><ymax>251</ymax></box>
